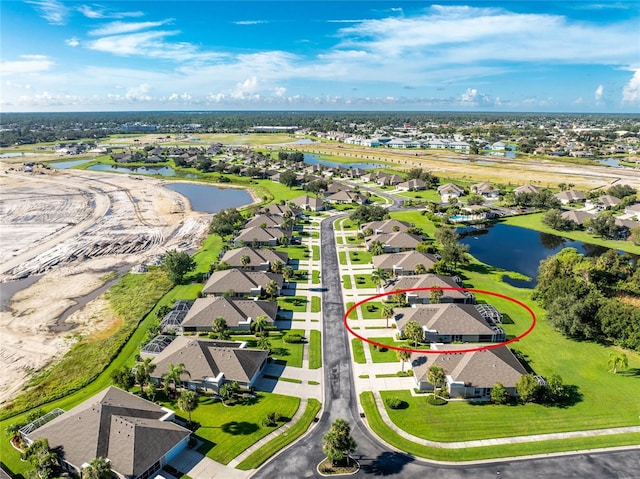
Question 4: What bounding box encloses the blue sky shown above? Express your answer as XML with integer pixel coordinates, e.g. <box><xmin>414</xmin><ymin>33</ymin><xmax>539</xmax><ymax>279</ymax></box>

<box><xmin>1</xmin><ymin>1</ymin><xmax>639</xmax><ymax>112</ymax></box>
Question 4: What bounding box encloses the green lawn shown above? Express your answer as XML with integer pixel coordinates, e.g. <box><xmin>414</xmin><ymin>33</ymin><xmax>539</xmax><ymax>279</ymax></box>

<box><xmin>500</xmin><ymin>213</ymin><xmax>640</xmax><ymax>255</ymax></box>
<box><xmin>389</xmin><ymin>210</ymin><xmax>439</xmax><ymax>237</ymax></box>
<box><xmin>291</xmin><ymin>270</ymin><xmax>309</xmax><ymax>283</ymax></box>
<box><xmin>312</xmin><ymin>270</ymin><xmax>320</xmax><ymax>284</ymax></box>
<box><xmin>275</xmin><ymin>245</ymin><xmax>310</xmax><ymax>261</ymax></box>
<box><xmin>236</xmin><ymin>331</ymin><xmax>304</xmax><ymax>368</ymax></box>
<box><xmin>345</xmin><ymin>235</ymin><xmax>364</xmax><ymax>245</ymax></box>
<box><xmin>311</xmin><ymin>296</ymin><xmax>321</xmax><ymax>313</ymax></box>
<box><xmin>342</xmin><ymin>275</ymin><xmax>353</xmax><ymax>289</ymax></box>
<box><xmin>354</xmin><ymin>274</ymin><xmax>376</xmax><ymax>288</ymax></box>
<box><xmin>345</xmin><ymin>301</ymin><xmax>358</xmax><ymax>319</ymax></box>
<box><xmin>312</xmin><ymin>245</ymin><xmax>320</xmax><ymax>261</ymax></box>
<box><xmin>395</xmin><ymin>189</ymin><xmax>441</xmax><ymax>201</ymax></box>
<box><xmin>351</xmin><ymin>339</ymin><xmax>366</xmax><ymax>364</ymax></box>
<box><xmin>174</xmin><ymin>393</ymin><xmax>300</xmax><ymax>465</ymax></box>
<box><xmin>368</xmin><ymin>337</ymin><xmax>406</xmax><ymax>363</ymax></box>
<box><xmin>337</xmin><ymin>237</ymin><xmax>344</xmax><ymax>244</ymax></box>
<box><xmin>338</xmin><ymin>219</ymin><xmax>358</xmax><ymax>231</ymax></box>
<box><xmin>277</xmin><ymin>296</ymin><xmax>308</xmax><ymax>313</ymax></box>
<box><xmin>338</xmin><ymin>251</ymin><xmax>347</xmax><ymax>265</ymax></box>
<box><xmin>358</xmin><ymin>301</ymin><xmax>385</xmax><ymax>319</ymax></box>
<box><xmin>236</xmin><ymin>398</ymin><xmax>322</xmax><ymax>470</ymax></box>
<box><xmin>349</xmin><ymin>250</ymin><xmax>372</xmax><ymax>264</ymax></box>
<box><xmin>309</xmin><ymin>330</ymin><xmax>322</xmax><ymax>369</ymax></box>
<box><xmin>360</xmin><ymin>392</ymin><xmax>640</xmax><ymax>461</ymax></box>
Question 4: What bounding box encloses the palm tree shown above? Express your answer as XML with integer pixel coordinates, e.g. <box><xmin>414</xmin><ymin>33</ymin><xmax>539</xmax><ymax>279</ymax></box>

<box><xmin>265</xmin><ymin>279</ymin><xmax>279</xmax><ymax>299</ymax></box>
<box><xmin>212</xmin><ymin>316</ymin><xmax>230</xmax><ymax>340</ymax></box>
<box><xmin>608</xmin><ymin>352</ymin><xmax>628</xmax><ymax>374</ymax></box>
<box><xmin>370</xmin><ymin>267</ymin><xmax>388</xmax><ymax>293</ymax></box>
<box><xmin>162</xmin><ymin>363</ymin><xmax>190</xmax><ymax>397</ymax></box>
<box><xmin>82</xmin><ymin>457</ymin><xmax>111</xmax><ymax>479</ymax></box>
<box><xmin>253</xmin><ymin>315</ymin><xmax>269</xmax><ymax>336</ymax></box>
<box><xmin>177</xmin><ymin>390</ymin><xmax>199</xmax><ymax>425</ymax></box>
<box><xmin>270</xmin><ymin>260</ymin><xmax>284</xmax><ymax>274</ymax></box>
<box><xmin>134</xmin><ymin>357</ymin><xmax>156</xmax><ymax>392</ymax></box>
<box><xmin>240</xmin><ymin>254</ymin><xmax>251</xmax><ymax>270</ymax></box>
<box><xmin>396</xmin><ymin>350</ymin><xmax>412</xmax><ymax>373</ymax></box>
<box><xmin>258</xmin><ymin>335</ymin><xmax>272</xmax><ymax>352</ymax></box>
<box><xmin>414</xmin><ymin>263</ymin><xmax>427</xmax><ymax>274</ymax></box>
<box><xmin>382</xmin><ymin>304</ymin><xmax>395</xmax><ymax>328</ymax></box>
<box><xmin>282</xmin><ymin>266</ymin><xmax>294</xmax><ymax>285</ymax></box>
<box><xmin>369</xmin><ymin>240</ymin><xmax>385</xmax><ymax>256</ymax></box>
<box><xmin>429</xmin><ymin>288</ymin><xmax>443</xmax><ymax>304</ymax></box>
<box><xmin>427</xmin><ymin>365</ymin><xmax>446</xmax><ymax>397</ymax></box>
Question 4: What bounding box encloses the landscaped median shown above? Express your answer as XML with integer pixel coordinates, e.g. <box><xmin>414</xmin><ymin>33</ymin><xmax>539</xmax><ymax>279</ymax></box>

<box><xmin>359</xmin><ymin>392</ymin><xmax>640</xmax><ymax>461</ymax></box>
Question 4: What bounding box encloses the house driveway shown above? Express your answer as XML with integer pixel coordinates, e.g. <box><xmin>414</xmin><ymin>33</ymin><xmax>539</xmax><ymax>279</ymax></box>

<box><xmin>169</xmin><ymin>448</ymin><xmax>250</xmax><ymax>479</ymax></box>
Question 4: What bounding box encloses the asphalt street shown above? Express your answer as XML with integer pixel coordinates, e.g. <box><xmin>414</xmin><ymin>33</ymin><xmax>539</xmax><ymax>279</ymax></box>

<box><xmin>251</xmin><ymin>211</ymin><xmax>640</xmax><ymax>479</ymax></box>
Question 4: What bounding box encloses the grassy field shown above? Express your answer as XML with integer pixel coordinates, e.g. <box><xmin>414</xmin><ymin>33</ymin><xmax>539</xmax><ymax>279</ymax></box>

<box><xmin>351</xmin><ymin>339</ymin><xmax>366</xmax><ymax>364</ymax></box>
<box><xmin>235</xmin><ymin>332</ymin><xmax>304</xmax><ymax>368</ymax></box>
<box><xmin>235</xmin><ymin>398</ymin><xmax>322</xmax><ymax>470</ymax></box>
<box><xmin>275</xmin><ymin>245</ymin><xmax>310</xmax><ymax>261</ymax></box>
<box><xmin>180</xmin><ymin>393</ymin><xmax>300</xmax><ymax>465</ymax></box>
<box><xmin>360</xmin><ymin>392</ymin><xmax>640</xmax><ymax>461</ymax></box>
<box><xmin>357</xmin><ymin>301</ymin><xmax>385</xmax><ymax>319</ymax></box>
<box><xmin>500</xmin><ymin>213</ymin><xmax>640</xmax><ymax>255</ymax></box>
<box><xmin>277</xmin><ymin>296</ymin><xmax>308</xmax><ymax>313</ymax></box>
<box><xmin>354</xmin><ymin>274</ymin><xmax>376</xmax><ymax>288</ymax></box>
<box><xmin>349</xmin><ymin>250</ymin><xmax>372</xmax><ymax>264</ymax></box>
<box><xmin>309</xmin><ymin>330</ymin><xmax>322</xmax><ymax>369</ymax></box>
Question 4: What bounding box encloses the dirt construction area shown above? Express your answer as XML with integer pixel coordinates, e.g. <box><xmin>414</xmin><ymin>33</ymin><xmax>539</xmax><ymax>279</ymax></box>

<box><xmin>0</xmin><ymin>163</ymin><xmax>213</xmax><ymax>404</ymax></box>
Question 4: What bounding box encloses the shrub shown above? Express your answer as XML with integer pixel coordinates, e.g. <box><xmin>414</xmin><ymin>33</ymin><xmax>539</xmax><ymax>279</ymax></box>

<box><xmin>426</xmin><ymin>395</ymin><xmax>447</xmax><ymax>406</ymax></box>
<box><xmin>385</xmin><ymin>397</ymin><xmax>408</xmax><ymax>409</ymax></box>
<box><xmin>262</xmin><ymin>411</ymin><xmax>282</xmax><ymax>427</ymax></box>
<box><xmin>283</xmin><ymin>333</ymin><xmax>304</xmax><ymax>344</ymax></box>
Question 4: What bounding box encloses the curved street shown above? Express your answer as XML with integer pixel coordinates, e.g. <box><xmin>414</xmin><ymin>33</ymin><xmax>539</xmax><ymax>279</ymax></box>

<box><xmin>252</xmin><ymin>212</ymin><xmax>640</xmax><ymax>478</ymax></box>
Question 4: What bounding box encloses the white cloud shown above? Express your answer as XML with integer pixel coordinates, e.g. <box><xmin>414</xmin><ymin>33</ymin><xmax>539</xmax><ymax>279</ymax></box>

<box><xmin>1</xmin><ymin>55</ymin><xmax>54</xmax><ymax>75</ymax></box>
<box><xmin>274</xmin><ymin>87</ymin><xmax>286</xmax><ymax>97</ymax></box>
<box><xmin>125</xmin><ymin>83</ymin><xmax>152</xmax><ymax>101</ymax></box>
<box><xmin>622</xmin><ymin>69</ymin><xmax>640</xmax><ymax>104</ymax></box>
<box><xmin>595</xmin><ymin>84</ymin><xmax>604</xmax><ymax>102</ymax></box>
<box><xmin>65</xmin><ymin>37</ymin><xmax>79</xmax><ymax>47</ymax></box>
<box><xmin>27</xmin><ymin>0</ymin><xmax>68</xmax><ymax>25</ymax></box>
<box><xmin>89</xmin><ymin>20</ymin><xmax>173</xmax><ymax>37</ymax></box>
<box><xmin>232</xmin><ymin>77</ymin><xmax>259</xmax><ymax>99</ymax></box>
<box><xmin>77</xmin><ymin>5</ymin><xmax>143</xmax><ymax>19</ymax></box>
<box><xmin>233</xmin><ymin>20</ymin><xmax>268</xmax><ymax>25</ymax></box>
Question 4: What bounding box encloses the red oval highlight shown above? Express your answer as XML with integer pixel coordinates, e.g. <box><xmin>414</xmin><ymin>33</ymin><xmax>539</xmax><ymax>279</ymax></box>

<box><xmin>343</xmin><ymin>287</ymin><xmax>536</xmax><ymax>354</ymax></box>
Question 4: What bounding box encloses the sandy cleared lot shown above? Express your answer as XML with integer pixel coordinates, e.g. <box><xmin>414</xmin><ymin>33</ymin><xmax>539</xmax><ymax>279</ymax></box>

<box><xmin>0</xmin><ymin>163</ymin><xmax>213</xmax><ymax>404</ymax></box>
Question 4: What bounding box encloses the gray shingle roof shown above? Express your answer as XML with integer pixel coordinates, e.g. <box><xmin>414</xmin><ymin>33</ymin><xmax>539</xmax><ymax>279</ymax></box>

<box><xmin>360</xmin><ymin>219</ymin><xmax>411</xmax><ymax>234</ymax></box>
<box><xmin>373</xmin><ymin>251</ymin><xmax>438</xmax><ymax>271</ymax></box>
<box><xmin>366</xmin><ymin>231</ymin><xmax>422</xmax><ymax>249</ymax></box>
<box><xmin>395</xmin><ymin>304</ymin><xmax>495</xmax><ymax>335</ymax></box>
<box><xmin>27</xmin><ymin>387</ymin><xmax>190</xmax><ymax>478</ymax></box>
<box><xmin>181</xmin><ymin>297</ymin><xmax>277</xmax><ymax>329</ymax></box>
<box><xmin>390</xmin><ymin>274</ymin><xmax>466</xmax><ymax>300</ymax></box>
<box><xmin>203</xmin><ymin>269</ymin><xmax>283</xmax><ymax>295</ymax></box>
<box><xmin>220</xmin><ymin>247</ymin><xmax>288</xmax><ymax>269</ymax></box>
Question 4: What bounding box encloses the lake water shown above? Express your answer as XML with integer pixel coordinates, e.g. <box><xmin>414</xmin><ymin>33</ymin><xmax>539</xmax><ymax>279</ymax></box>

<box><xmin>597</xmin><ymin>158</ymin><xmax>623</xmax><ymax>168</ymax></box>
<box><xmin>0</xmin><ymin>152</ymin><xmax>37</xmax><ymax>158</ymax></box>
<box><xmin>165</xmin><ymin>183</ymin><xmax>253</xmax><ymax>213</ymax></box>
<box><xmin>459</xmin><ymin>223</ymin><xmax>632</xmax><ymax>288</ymax></box>
<box><xmin>303</xmin><ymin>154</ymin><xmax>386</xmax><ymax>170</ymax></box>
<box><xmin>51</xmin><ymin>159</ymin><xmax>94</xmax><ymax>169</ymax></box>
<box><xmin>88</xmin><ymin>164</ymin><xmax>177</xmax><ymax>176</ymax></box>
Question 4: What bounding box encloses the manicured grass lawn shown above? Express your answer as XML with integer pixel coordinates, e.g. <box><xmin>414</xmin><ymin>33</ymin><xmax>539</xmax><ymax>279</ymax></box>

<box><xmin>368</xmin><ymin>337</ymin><xmax>406</xmax><ymax>363</ymax></box>
<box><xmin>354</xmin><ymin>274</ymin><xmax>376</xmax><ymax>288</ymax></box>
<box><xmin>345</xmin><ymin>235</ymin><xmax>364</xmax><ymax>245</ymax></box>
<box><xmin>311</xmin><ymin>296</ymin><xmax>321</xmax><ymax>313</ymax></box>
<box><xmin>275</xmin><ymin>245</ymin><xmax>310</xmax><ymax>261</ymax></box>
<box><xmin>338</xmin><ymin>251</ymin><xmax>347</xmax><ymax>265</ymax></box>
<box><xmin>389</xmin><ymin>210</ymin><xmax>439</xmax><ymax>237</ymax></box>
<box><xmin>345</xmin><ymin>301</ymin><xmax>357</xmax><ymax>319</ymax></box>
<box><xmin>189</xmin><ymin>234</ymin><xmax>224</xmax><ymax>276</ymax></box>
<box><xmin>500</xmin><ymin>213</ymin><xmax>640</xmax><ymax>255</ymax></box>
<box><xmin>339</xmin><ymin>219</ymin><xmax>357</xmax><ymax>230</ymax></box>
<box><xmin>291</xmin><ymin>270</ymin><xmax>309</xmax><ymax>283</ymax></box>
<box><xmin>351</xmin><ymin>339</ymin><xmax>366</xmax><ymax>364</ymax></box>
<box><xmin>173</xmin><ymin>392</ymin><xmax>300</xmax><ymax>465</ymax></box>
<box><xmin>312</xmin><ymin>270</ymin><xmax>320</xmax><ymax>284</ymax></box>
<box><xmin>337</xmin><ymin>237</ymin><xmax>344</xmax><ymax>244</ymax></box>
<box><xmin>349</xmin><ymin>250</ymin><xmax>372</xmax><ymax>264</ymax></box>
<box><xmin>236</xmin><ymin>398</ymin><xmax>322</xmax><ymax>470</ymax></box>
<box><xmin>359</xmin><ymin>301</ymin><xmax>385</xmax><ymax>319</ymax></box>
<box><xmin>277</xmin><ymin>296</ymin><xmax>308</xmax><ymax>313</ymax></box>
<box><xmin>342</xmin><ymin>275</ymin><xmax>353</xmax><ymax>289</ymax></box>
<box><xmin>311</xmin><ymin>231</ymin><xmax>319</xmax><ymax>239</ymax></box>
<box><xmin>395</xmin><ymin>189</ymin><xmax>441</xmax><ymax>201</ymax></box>
<box><xmin>360</xmin><ymin>392</ymin><xmax>640</xmax><ymax>461</ymax></box>
<box><xmin>236</xmin><ymin>331</ymin><xmax>304</xmax><ymax>368</ymax></box>
<box><xmin>312</xmin><ymin>245</ymin><xmax>320</xmax><ymax>261</ymax></box>
<box><xmin>309</xmin><ymin>330</ymin><xmax>322</xmax><ymax>369</ymax></box>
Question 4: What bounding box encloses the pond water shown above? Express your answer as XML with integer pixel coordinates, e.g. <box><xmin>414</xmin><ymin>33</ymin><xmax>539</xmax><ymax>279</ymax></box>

<box><xmin>88</xmin><ymin>164</ymin><xmax>177</xmax><ymax>176</ymax></box>
<box><xmin>50</xmin><ymin>159</ymin><xmax>94</xmax><ymax>169</ymax></box>
<box><xmin>165</xmin><ymin>182</ymin><xmax>253</xmax><ymax>213</ymax></box>
<box><xmin>303</xmin><ymin>154</ymin><xmax>386</xmax><ymax>170</ymax></box>
<box><xmin>0</xmin><ymin>152</ymin><xmax>38</xmax><ymax>158</ymax></box>
<box><xmin>459</xmin><ymin>223</ymin><xmax>634</xmax><ymax>288</ymax></box>
<box><xmin>597</xmin><ymin>158</ymin><xmax>623</xmax><ymax>168</ymax></box>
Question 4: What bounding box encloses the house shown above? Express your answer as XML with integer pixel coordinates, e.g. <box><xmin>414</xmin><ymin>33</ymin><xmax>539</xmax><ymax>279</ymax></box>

<box><xmin>437</xmin><ymin>183</ymin><xmax>465</xmax><ymax>202</ymax></box>
<box><xmin>149</xmin><ymin>337</ymin><xmax>268</xmax><ymax>393</ymax></box>
<box><xmin>625</xmin><ymin>203</ymin><xmax>640</xmax><ymax>220</ymax></box>
<box><xmin>180</xmin><ymin>296</ymin><xmax>277</xmax><ymax>332</ymax></box>
<box><xmin>202</xmin><ymin>269</ymin><xmax>283</xmax><ymax>297</ymax></box>
<box><xmin>491</xmin><ymin>141</ymin><xmax>506</xmax><ymax>151</ymax></box>
<box><xmin>244</xmin><ymin>214</ymin><xmax>285</xmax><ymax>229</ymax></box>
<box><xmin>470</xmin><ymin>182</ymin><xmax>500</xmax><ymax>199</ymax></box>
<box><xmin>376</xmin><ymin>173</ymin><xmax>404</xmax><ymax>186</ymax></box>
<box><xmin>450</xmin><ymin>141</ymin><xmax>470</xmax><ymax>151</ymax></box>
<box><xmin>24</xmin><ymin>387</ymin><xmax>190</xmax><ymax>479</ymax></box>
<box><xmin>366</xmin><ymin>231</ymin><xmax>422</xmax><ymax>253</ymax></box>
<box><xmin>411</xmin><ymin>344</ymin><xmax>527</xmax><ymax>398</ymax></box>
<box><xmin>291</xmin><ymin>194</ymin><xmax>325</xmax><ymax>211</ymax></box>
<box><xmin>386</xmin><ymin>274</ymin><xmax>474</xmax><ymax>304</ymax></box>
<box><xmin>263</xmin><ymin>203</ymin><xmax>301</xmax><ymax>217</ymax></box>
<box><xmin>428</xmin><ymin>139</ymin><xmax>450</xmax><ymax>149</ymax></box>
<box><xmin>397</xmin><ymin>178</ymin><xmax>427</xmax><ymax>191</ymax></box>
<box><xmin>394</xmin><ymin>303</ymin><xmax>505</xmax><ymax>343</ymax></box>
<box><xmin>234</xmin><ymin>227</ymin><xmax>288</xmax><ymax>247</ymax></box>
<box><xmin>219</xmin><ymin>247</ymin><xmax>288</xmax><ymax>271</ymax></box>
<box><xmin>325</xmin><ymin>181</ymin><xmax>351</xmax><ymax>195</ymax></box>
<box><xmin>513</xmin><ymin>184</ymin><xmax>539</xmax><ymax>196</ymax></box>
<box><xmin>372</xmin><ymin>250</ymin><xmax>439</xmax><ymax>276</ymax></box>
<box><xmin>554</xmin><ymin>189</ymin><xmax>585</xmax><ymax>205</ymax></box>
<box><xmin>326</xmin><ymin>190</ymin><xmax>362</xmax><ymax>205</ymax></box>
<box><xmin>561</xmin><ymin>210</ymin><xmax>596</xmax><ymax>226</ymax></box>
<box><xmin>360</xmin><ymin>219</ymin><xmax>411</xmax><ymax>235</ymax></box>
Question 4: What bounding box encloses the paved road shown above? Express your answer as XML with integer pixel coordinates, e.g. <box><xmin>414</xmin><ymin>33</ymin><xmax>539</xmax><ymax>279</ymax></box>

<box><xmin>252</xmin><ymin>214</ymin><xmax>640</xmax><ymax>479</ymax></box>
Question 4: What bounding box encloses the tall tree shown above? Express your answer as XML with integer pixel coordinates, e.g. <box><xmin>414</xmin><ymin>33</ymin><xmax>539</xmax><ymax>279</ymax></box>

<box><xmin>429</xmin><ymin>289</ymin><xmax>443</xmax><ymax>304</ymax></box>
<box><xmin>370</xmin><ymin>268</ymin><xmax>388</xmax><ymax>293</ymax></box>
<box><xmin>382</xmin><ymin>304</ymin><xmax>395</xmax><ymax>328</ymax></box>
<box><xmin>162</xmin><ymin>363</ymin><xmax>190</xmax><ymax>396</ymax></box>
<box><xmin>134</xmin><ymin>357</ymin><xmax>156</xmax><ymax>392</ymax></box>
<box><xmin>396</xmin><ymin>350</ymin><xmax>412</xmax><ymax>373</ymax></box>
<box><xmin>253</xmin><ymin>315</ymin><xmax>269</xmax><ymax>336</ymax></box>
<box><xmin>608</xmin><ymin>352</ymin><xmax>628</xmax><ymax>374</ymax></box>
<box><xmin>404</xmin><ymin>320</ymin><xmax>423</xmax><ymax>347</ymax></box>
<box><xmin>490</xmin><ymin>382</ymin><xmax>509</xmax><ymax>404</ymax></box>
<box><xmin>427</xmin><ymin>365</ymin><xmax>446</xmax><ymax>396</ymax></box>
<box><xmin>240</xmin><ymin>254</ymin><xmax>251</xmax><ymax>270</ymax></box>
<box><xmin>279</xmin><ymin>170</ymin><xmax>298</xmax><ymax>189</ymax></box>
<box><xmin>516</xmin><ymin>373</ymin><xmax>540</xmax><ymax>403</ymax></box>
<box><xmin>282</xmin><ymin>266</ymin><xmax>294</xmax><ymax>284</ymax></box>
<box><xmin>82</xmin><ymin>457</ymin><xmax>111</xmax><ymax>479</ymax></box>
<box><xmin>111</xmin><ymin>366</ymin><xmax>135</xmax><ymax>391</ymax></box>
<box><xmin>265</xmin><ymin>279</ymin><xmax>279</xmax><ymax>299</ymax></box>
<box><xmin>369</xmin><ymin>240</ymin><xmax>385</xmax><ymax>256</ymax></box>
<box><xmin>212</xmin><ymin>317</ymin><xmax>230</xmax><ymax>340</ymax></box>
<box><xmin>161</xmin><ymin>250</ymin><xmax>196</xmax><ymax>285</ymax></box>
<box><xmin>177</xmin><ymin>390</ymin><xmax>199</xmax><ymax>424</ymax></box>
<box><xmin>322</xmin><ymin>418</ymin><xmax>357</xmax><ymax>466</ymax></box>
